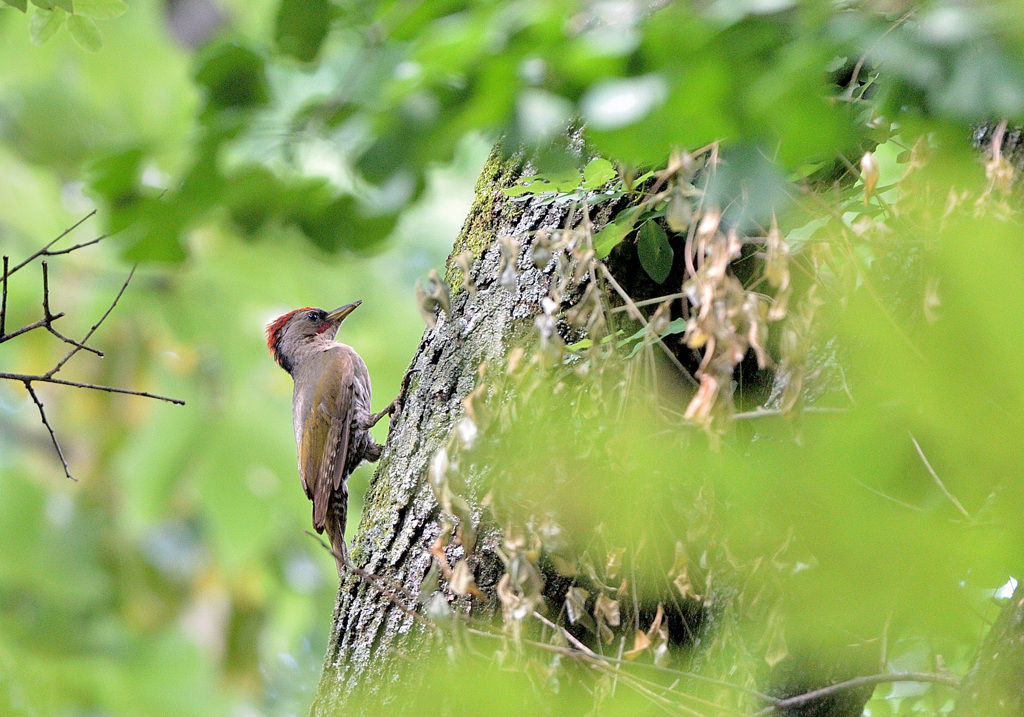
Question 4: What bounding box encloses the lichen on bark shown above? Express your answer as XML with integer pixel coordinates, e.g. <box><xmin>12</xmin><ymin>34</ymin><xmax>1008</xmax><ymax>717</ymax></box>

<box><xmin>443</xmin><ymin>144</ymin><xmax>526</xmax><ymax>296</ymax></box>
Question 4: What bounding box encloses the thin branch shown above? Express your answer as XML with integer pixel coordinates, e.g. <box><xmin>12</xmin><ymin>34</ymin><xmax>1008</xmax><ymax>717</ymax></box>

<box><xmin>0</xmin><ymin>312</ymin><xmax>66</xmax><ymax>345</ymax></box>
<box><xmin>841</xmin><ymin>9</ymin><xmax>915</xmax><ymax>100</ymax></box>
<box><xmin>531</xmin><ymin>609</ymin><xmax>723</xmax><ymax>716</ymax></box>
<box><xmin>1</xmin><ymin>256</ymin><xmax>7</xmax><ymax>337</ymax></box>
<box><xmin>39</xmin><ymin>235</ymin><xmax>107</xmax><ymax>257</ymax></box>
<box><xmin>732</xmin><ymin>406</ymin><xmax>850</xmax><ymax>420</ymax></box>
<box><xmin>1</xmin><ymin>210</ymin><xmax>97</xmax><ymax>280</ymax></box>
<box><xmin>533</xmin><ymin>610</ymin><xmax>598</xmax><ymax>657</ymax></box>
<box><xmin>37</xmin><ymin>259</ymin><xmax>105</xmax><ymax>357</ymax></box>
<box><xmin>598</xmin><ymin>262</ymin><xmax>699</xmax><ymax>387</ymax></box>
<box><xmin>47</xmin><ymin>267</ymin><xmax>135</xmax><ymax>378</ymax></box>
<box><xmin>589</xmin><ymin>659</ymin><xmax>746</xmax><ymax>717</ymax></box>
<box><xmin>853</xmin><ymin>477</ymin><xmax>925</xmax><ymax>513</ymax></box>
<box><xmin>24</xmin><ymin>382</ymin><xmax>75</xmax><ymax>481</ymax></box>
<box><xmin>46</xmin><ymin>325</ymin><xmax>104</xmax><ymax>358</ymax></box>
<box><xmin>608</xmin><ymin>292</ymin><xmax>686</xmax><ymax>314</ymax></box>
<box><xmin>594</xmin><ymin>663</ymin><xmax>709</xmax><ymax>717</ymax></box>
<box><xmin>41</xmin><ymin>261</ymin><xmax>54</xmax><ymax>322</ymax></box>
<box><xmin>910</xmin><ymin>432</ymin><xmax>971</xmax><ymax>519</ymax></box>
<box><xmin>0</xmin><ymin>373</ymin><xmax>184</xmax><ymax>405</ymax></box>
<box><xmin>465</xmin><ymin>625</ymin><xmax>776</xmax><ymax>704</ymax></box>
<box><xmin>752</xmin><ymin>671</ymin><xmax>961</xmax><ymax>716</ymax></box>
<box><xmin>2</xmin><ymin>215</ymin><xmax>183</xmax><ymax>480</ymax></box>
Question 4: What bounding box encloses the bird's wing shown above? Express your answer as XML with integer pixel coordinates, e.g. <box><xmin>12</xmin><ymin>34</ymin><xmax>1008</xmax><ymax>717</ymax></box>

<box><xmin>297</xmin><ymin>397</ymin><xmax>325</xmax><ymax>504</ymax></box>
<box><xmin>300</xmin><ymin>350</ymin><xmax>357</xmax><ymax>532</ymax></box>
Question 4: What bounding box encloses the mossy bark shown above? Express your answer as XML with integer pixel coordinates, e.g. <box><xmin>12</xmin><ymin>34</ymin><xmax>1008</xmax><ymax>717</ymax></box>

<box><xmin>443</xmin><ymin>144</ymin><xmax>526</xmax><ymax>295</ymax></box>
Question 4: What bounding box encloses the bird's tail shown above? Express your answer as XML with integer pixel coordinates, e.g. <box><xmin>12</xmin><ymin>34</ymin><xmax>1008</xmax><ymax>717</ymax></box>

<box><xmin>324</xmin><ymin>488</ymin><xmax>348</xmax><ymax>577</ymax></box>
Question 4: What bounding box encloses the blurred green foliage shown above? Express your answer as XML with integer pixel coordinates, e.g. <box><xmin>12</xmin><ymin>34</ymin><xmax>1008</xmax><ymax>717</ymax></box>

<box><xmin>417</xmin><ymin>131</ymin><xmax>1023</xmax><ymax>713</ymax></box>
<box><xmin>2</xmin><ymin>0</ymin><xmax>1024</xmax><ymax>714</ymax></box>
<box><xmin>0</xmin><ymin>2</ymin><xmax>486</xmax><ymax>712</ymax></box>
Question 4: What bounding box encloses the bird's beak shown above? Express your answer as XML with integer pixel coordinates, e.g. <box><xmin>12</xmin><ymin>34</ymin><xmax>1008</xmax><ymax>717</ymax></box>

<box><xmin>326</xmin><ymin>300</ymin><xmax>362</xmax><ymax>325</ymax></box>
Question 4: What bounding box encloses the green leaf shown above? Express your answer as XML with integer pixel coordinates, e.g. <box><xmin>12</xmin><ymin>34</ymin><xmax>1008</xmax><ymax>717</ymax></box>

<box><xmin>86</xmin><ymin>147</ymin><xmax>145</xmax><ymax>205</ymax></box>
<box><xmin>194</xmin><ymin>42</ymin><xmax>270</xmax><ymax>112</ymax></box>
<box><xmin>1</xmin><ymin>0</ymin><xmax>28</xmax><ymax>11</ymax></box>
<box><xmin>29</xmin><ymin>7</ymin><xmax>64</xmax><ymax>44</ymax></box>
<box><xmin>582</xmin><ymin>158</ymin><xmax>617</xmax><ymax>189</ymax></box>
<box><xmin>72</xmin><ymin>0</ymin><xmax>126</xmax><ymax>19</ymax></box>
<box><xmin>593</xmin><ymin>209</ymin><xmax>638</xmax><ymax>259</ymax></box>
<box><xmin>542</xmin><ymin>167</ymin><xmax>585</xmax><ymax>193</ymax></box>
<box><xmin>29</xmin><ymin>0</ymin><xmax>56</xmax><ymax>9</ymax></box>
<box><xmin>124</xmin><ymin>227</ymin><xmax>187</xmax><ymax>263</ymax></box>
<box><xmin>624</xmin><ymin>318</ymin><xmax>686</xmax><ymax>358</ymax></box>
<box><xmin>502</xmin><ymin>178</ymin><xmax>551</xmax><ymax>197</ymax></box>
<box><xmin>120</xmin><ymin>200</ymin><xmax>189</xmax><ymax>263</ymax></box>
<box><xmin>637</xmin><ymin>220</ymin><xmax>673</xmax><ymax>283</ymax></box>
<box><xmin>52</xmin><ymin>0</ymin><xmax>71</xmax><ymax>10</ymax></box>
<box><xmin>67</xmin><ymin>13</ymin><xmax>101</xmax><ymax>50</ymax></box>
<box><xmin>275</xmin><ymin>0</ymin><xmax>331</xmax><ymax>62</ymax></box>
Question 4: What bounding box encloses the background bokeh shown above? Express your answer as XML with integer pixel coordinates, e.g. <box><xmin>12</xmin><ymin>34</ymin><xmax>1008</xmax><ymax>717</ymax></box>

<box><xmin>0</xmin><ymin>4</ymin><xmax>487</xmax><ymax>713</ymax></box>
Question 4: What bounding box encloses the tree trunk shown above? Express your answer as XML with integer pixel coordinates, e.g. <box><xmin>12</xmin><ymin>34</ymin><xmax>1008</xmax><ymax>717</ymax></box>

<box><xmin>954</xmin><ymin>582</ymin><xmax>1024</xmax><ymax>716</ymax></box>
<box><xmin>312</xmin><ymin>143</ymin><xmax>589</xmax><ymax>712</ymax></box>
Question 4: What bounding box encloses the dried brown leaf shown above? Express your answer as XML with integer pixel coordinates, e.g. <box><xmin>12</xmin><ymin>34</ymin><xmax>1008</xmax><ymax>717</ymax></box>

<box><xmin>449</xmin><ymin>558</ymin><xmax>480</xmax><ymax>597</ymax></box>
<box><xmin>594</xmin><ymin>593</ymin><xmax>620</xmax><ymax>628</ymax></box>
<box><xmin>623</xmin><ymin>629</ymin><xmax>651</xmax><ymax>660</ymax></box>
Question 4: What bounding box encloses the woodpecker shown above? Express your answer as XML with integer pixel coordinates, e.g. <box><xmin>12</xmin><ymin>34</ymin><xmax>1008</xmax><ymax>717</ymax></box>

<box><xmin>266</xmin><ymin>301</ymin><xmax>396</xmax><ymax>575</ymax></box>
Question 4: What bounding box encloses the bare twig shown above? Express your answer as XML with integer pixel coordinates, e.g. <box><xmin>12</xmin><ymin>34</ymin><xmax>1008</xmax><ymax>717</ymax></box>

<box><xmin>598</xmin><ymin>262</ymin><xmax>698</xmax><ymax>387</ymax></box>
<box><xmin>0</xmin><ymin>373</ymin><xmax>184</xmax><ymax>404</ymax></box>
<box><xmin>47</xmin><ymin>267</ymin><xmax>135</xmax><ymax>378</ymax></box>
<box><xmin>1</xmin><ymin>256</ymin><xmax>7</xmax><ymax>337</ymax></box>
<box><xmin>608</xmin><ymin>292</ymin><xmax>686</xmax><ymax>314</ymax></box>
<box><xmin>2</xmin><ymin>215</ymin><xmax>183</xmax><ymax>478</ymax></box>
<box><xmin>466</xmin><ymin>624</ymin><xmax>776</xmax><ymax>705</ymax></box>
<box><xmin>533</xmin><ymin>610</ymin><xmax>598</xmax><ymax>657</ymax></box>
<box><xmin>532</xmin><ymin>608</ymin><xmax>721</xmax><ymax>717</ymax></box>
<box><xmin>841</xmin><ymin>9</ymin><xmax>915</xmax><ymax>100</ymax></box>
<box><xmin>24</xmin><ymin>382</ymin><xmax>75</xmax><ymax>481</ymax></box>
<box><xmin>910</xmin><ymin>432</ymin><xmax>971</xmax><ymax>519</ymax></box>
<box><xmin>853</xmin><ymin>477</ymin><xmax>925</xmax><ymax>513</ymax></box>
<box><xmin>732</xmin><ymin>406</ymin><xmax>850</xmax><ymax>420</ymax></box>
<box><xmin>41</xmin><ymin>261</ymin><xmax>54</xmax><ymax>322</ymax></box>
<box><xmin>1</xmin><ymin>210</ymin><xmax>97</xmax><ymax>280</ymax></box>
<box><xmin>0</xmin><ymin>312</ymin><xmax>66</xmax><ymax>345</ymax></box>
<box><xmin>752</xmin><ymin>671</ymin><xmax>960</xmax><ymax>716</ymax></box>
<box><xmin>38</xmin><ymin>235</ymin><xmax>107</xmax><ymax>257</ymax></box>
<box><xmin>46</xmin><ymin>325</ymin><xmax>104</xmax><ymax>358</ymax></box>
<box><xmin>589</xmin><ymin>659</ymin><xmax>745</xmax><ymax>717</ymax></box>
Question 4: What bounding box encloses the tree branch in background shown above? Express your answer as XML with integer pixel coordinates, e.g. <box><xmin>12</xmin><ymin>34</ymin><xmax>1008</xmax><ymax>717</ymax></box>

<box><xmin>24</xmin><ymin>381</ymin><xmax>73</xmax><ymax>480</ymax></box>
<box><xmin>0</xmin><ymin>212</ymin><xmax>184</xmax><ymax>480</ymax></box>
<box><xmin>754</xmin><ymin>672</ymin><xmax>962</xmax><ymax>716</ymax></box>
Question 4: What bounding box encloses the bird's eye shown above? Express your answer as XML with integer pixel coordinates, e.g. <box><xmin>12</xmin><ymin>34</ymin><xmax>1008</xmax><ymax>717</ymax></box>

<box><xmin>307</xmin><ymin>311</ymin><xmax>320</xmax><ymax>322</ymax></box>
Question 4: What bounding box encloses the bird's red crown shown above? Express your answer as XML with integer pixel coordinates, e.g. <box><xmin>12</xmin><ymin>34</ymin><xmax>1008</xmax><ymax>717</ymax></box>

<box><xmin>266</xmin><ymin>308</ymin><xmax>313</xmax><ymax>362</ymax></box>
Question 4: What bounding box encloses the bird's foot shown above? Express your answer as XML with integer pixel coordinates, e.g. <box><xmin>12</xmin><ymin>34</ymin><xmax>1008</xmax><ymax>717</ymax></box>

<box><xmin>360</xmin><ymin>405</ymin><xmax>392</xmax><ymax>431</ymax></box>
<box><xmin>386</xmin><ymin>368</ymin><xmax>419</xmax><ymax>430</ymax></box>
<box><xmin>359</xmin><ymin>369</ymin><xmax>418</xmax><ymax>432</ymax></box>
